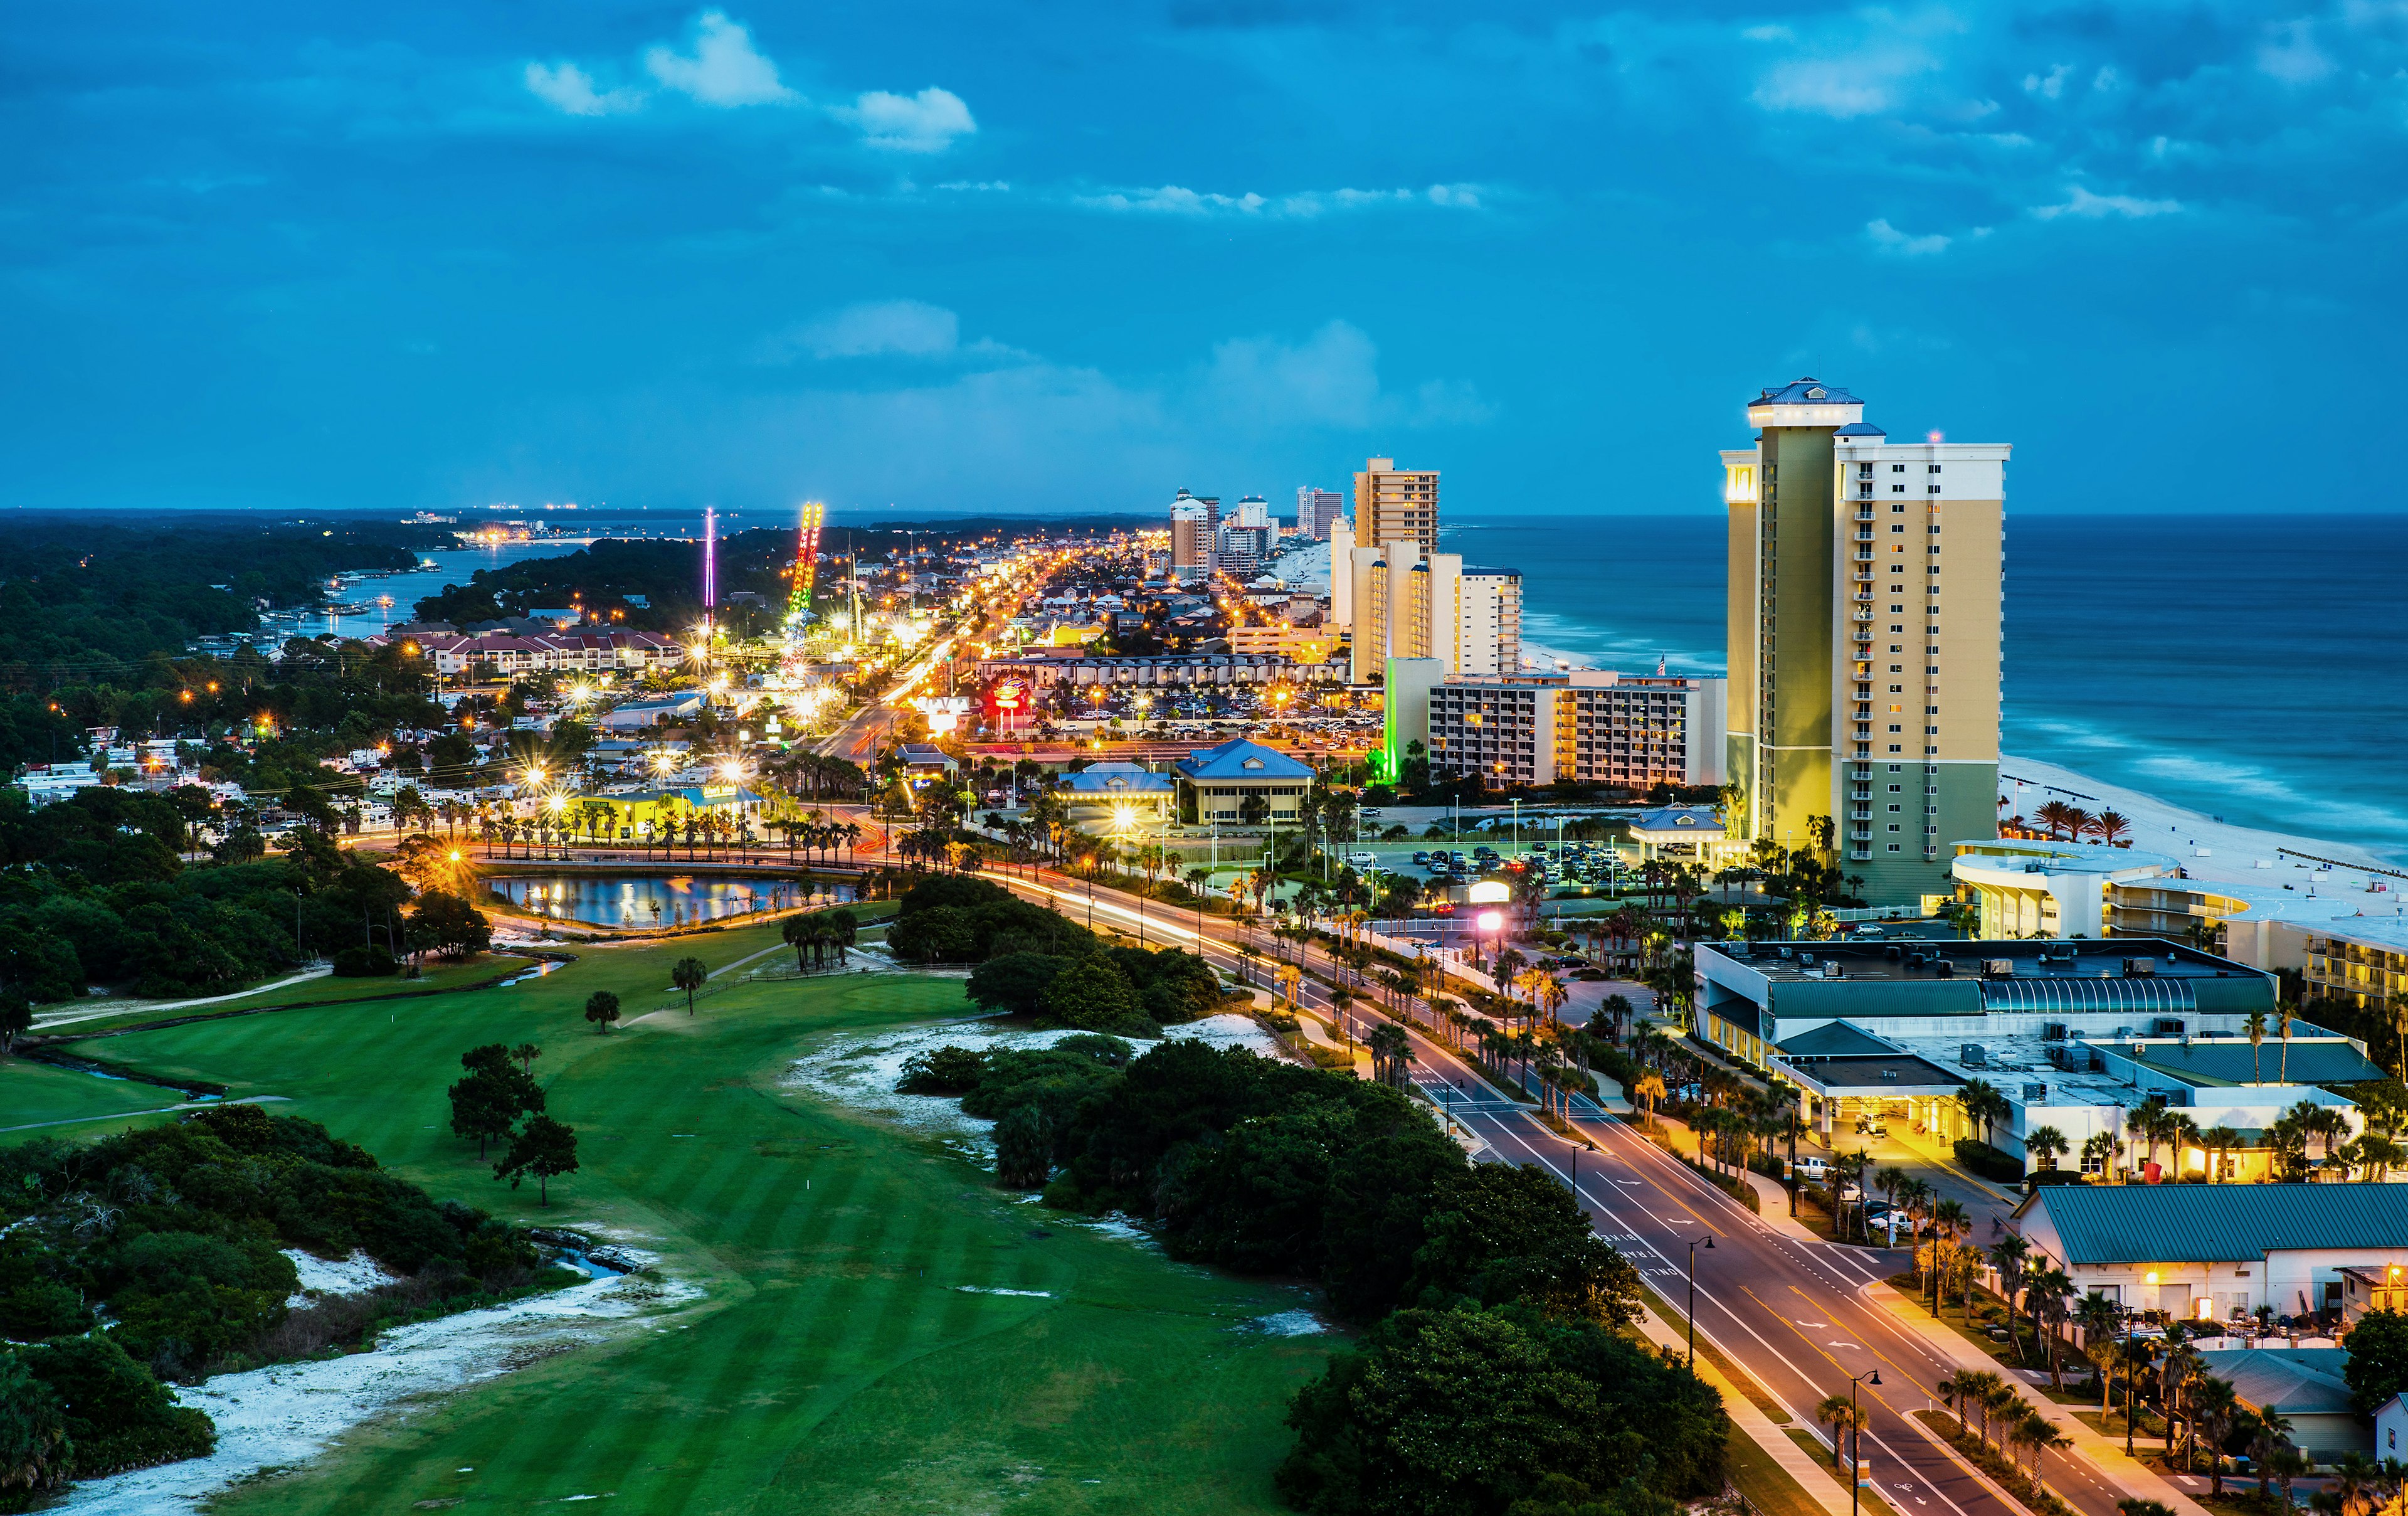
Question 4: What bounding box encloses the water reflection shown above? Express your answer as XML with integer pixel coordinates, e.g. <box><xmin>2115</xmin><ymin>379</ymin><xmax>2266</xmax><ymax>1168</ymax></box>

<box><xmin>488</xmin><ymin>875</ymin><xmax>855</xmax><ymax>927</ymax></box>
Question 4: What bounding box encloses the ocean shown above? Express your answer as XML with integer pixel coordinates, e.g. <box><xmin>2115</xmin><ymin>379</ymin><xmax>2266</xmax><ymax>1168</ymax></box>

<box><xmin>1442</xmin><ymin>513</ymin><xmax>2408</xmax><ymax>864</ymax></box>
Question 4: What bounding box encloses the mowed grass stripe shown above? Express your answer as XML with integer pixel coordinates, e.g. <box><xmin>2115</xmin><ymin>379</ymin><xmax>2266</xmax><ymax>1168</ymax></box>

<box><xmin>24</xmin><ymin>958</ymin><xmax>1315</xmax><ymax>1516</ymax></box>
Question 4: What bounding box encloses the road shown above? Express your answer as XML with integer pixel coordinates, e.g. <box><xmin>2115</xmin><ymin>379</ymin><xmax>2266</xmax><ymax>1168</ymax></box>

<box><xmin>973</xmin><ymin>862</ymin><xmax>2140</xmax><ymax>1516</ymax></box>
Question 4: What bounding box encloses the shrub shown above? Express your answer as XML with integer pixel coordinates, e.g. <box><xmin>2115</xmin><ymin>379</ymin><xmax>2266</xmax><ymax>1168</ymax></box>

<box><xmin>1953</xmin><ymin>1138</ymin><xmax>2027</xmax><ymax>1184</ymax></box>
<box><xmin>897</xmin><ymin>1045</ymin><xmax>987</xmax><ymax>1095</ymax></box>
<box><xmin>1034</xmin><ymin>956</ymin><xmax>1158</xmax><ymax>1037</ymax></box>
<box><xmin>330</xmin><ymin>945</ymin><xmax>399</xmax><ymax>977</ymax></box>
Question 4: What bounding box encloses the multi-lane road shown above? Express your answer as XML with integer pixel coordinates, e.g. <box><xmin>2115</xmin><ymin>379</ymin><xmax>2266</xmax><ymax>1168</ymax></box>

<box><xmin>971</xmin><ymin>861</ymin><xmax>2141</xmax><ymax>1516</ymax></box>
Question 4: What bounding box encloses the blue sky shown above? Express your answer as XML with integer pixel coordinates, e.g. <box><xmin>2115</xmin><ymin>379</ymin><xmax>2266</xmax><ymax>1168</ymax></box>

<box><xmin>4</xmin><ymin>2</ymin><xmax>2402</xmax><ymax>517</ymax></box>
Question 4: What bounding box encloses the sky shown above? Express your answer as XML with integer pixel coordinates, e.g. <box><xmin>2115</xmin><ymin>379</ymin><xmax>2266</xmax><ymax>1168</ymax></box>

<box><xmin>5</xmin><ymin>1</ymin><xmax>2404</xmax><ymax>519</ymax></box>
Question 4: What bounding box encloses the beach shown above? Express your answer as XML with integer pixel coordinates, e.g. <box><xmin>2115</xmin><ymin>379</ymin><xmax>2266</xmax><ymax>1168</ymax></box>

<box><xmin>2000</xmin><ymin>754</ymin><xmax>2408</xmax><ymax>903</ymax></box>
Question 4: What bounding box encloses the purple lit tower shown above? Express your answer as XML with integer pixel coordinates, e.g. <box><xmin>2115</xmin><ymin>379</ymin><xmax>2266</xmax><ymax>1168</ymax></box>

<box><xmin>702</xmin><ymin>507</ymin><xmax>717</xmax><ymax>627</ymax></box>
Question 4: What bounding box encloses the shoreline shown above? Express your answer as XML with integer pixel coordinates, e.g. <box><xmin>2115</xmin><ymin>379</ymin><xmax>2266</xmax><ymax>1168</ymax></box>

<box><xmin>1999</xmin><ymin>753</ymin><xmax>2407</xmax><ymax>894</ymax></box>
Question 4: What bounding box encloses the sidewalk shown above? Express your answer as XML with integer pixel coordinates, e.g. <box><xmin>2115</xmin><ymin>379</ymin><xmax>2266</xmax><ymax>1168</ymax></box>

<box><xmin>1647</xmin><ymin>1113</ymin><xmax>1832</xmax><ymax>1248</ymax></box>
<box><xmin>1632</xmin><ymin>1302</ymin><xmax>1853</xmax><ymax>1516</ymax></box>
<box><xmin>1866</xmin><ymin>1284</ymin><xmax>2214</xmax><ymax>1516</ymax></box>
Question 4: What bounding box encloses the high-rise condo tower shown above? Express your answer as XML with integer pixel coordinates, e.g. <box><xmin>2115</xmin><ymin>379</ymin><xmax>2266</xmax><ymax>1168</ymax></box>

<box><xmin>1353</xmin><ymin>457</ymin><xmax>1439</xmax><ymax>554</ymax></box>
<box><xmin>1722</xmin><ymin>379</ymin><xmax>2007</xmax><ymax>906</ymax></box>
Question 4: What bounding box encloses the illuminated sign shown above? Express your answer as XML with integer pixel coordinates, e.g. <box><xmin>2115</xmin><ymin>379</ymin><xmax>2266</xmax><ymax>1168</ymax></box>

<box><xmin>1467</xmin><ymin>881</ymin><xmax>1511</xmax><ymax>904</ymax></box>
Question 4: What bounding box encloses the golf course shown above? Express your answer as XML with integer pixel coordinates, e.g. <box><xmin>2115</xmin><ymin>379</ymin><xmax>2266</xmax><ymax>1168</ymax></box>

<box><xmin>12</xmin><ymin>925</ymin><xmax>1331</xmax><ymax>1514</ymax></box>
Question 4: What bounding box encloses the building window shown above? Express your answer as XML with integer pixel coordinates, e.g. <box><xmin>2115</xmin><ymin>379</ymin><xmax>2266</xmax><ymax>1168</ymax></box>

<box><xmin>1893</xmin><ymin>485</ymin><xmax>1907</xmax><ymax>493</ymax></box>
<box><xmin>1888</xmin><ymin>844</ymin><xmax>1902</xmax><ymax>852</ymax></box>
<box><xmin>1892</xmin><ymin>464</ymin><xmax>1906</xmax><ymax>473</ymax></box>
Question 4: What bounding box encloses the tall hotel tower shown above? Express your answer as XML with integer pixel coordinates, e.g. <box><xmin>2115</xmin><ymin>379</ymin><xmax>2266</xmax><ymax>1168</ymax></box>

<box><xmin>1723</xmin><ymin>379</ymin><xmax>2007</xmax><ymax>905</ymax></box>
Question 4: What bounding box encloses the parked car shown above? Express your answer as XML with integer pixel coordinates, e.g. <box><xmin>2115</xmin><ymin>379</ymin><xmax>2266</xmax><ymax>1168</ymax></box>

<box><xmin>1412</xmin><ymin>851</ymin><xmax>1430</xmax><ymax>865</ymax></box>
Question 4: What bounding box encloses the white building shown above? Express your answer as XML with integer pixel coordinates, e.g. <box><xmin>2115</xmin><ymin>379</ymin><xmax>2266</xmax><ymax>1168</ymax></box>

<box><xmin>2016</xmin><ymin>1183</ymin><xmax>2408</xmax><ymax>1328</ymax></box>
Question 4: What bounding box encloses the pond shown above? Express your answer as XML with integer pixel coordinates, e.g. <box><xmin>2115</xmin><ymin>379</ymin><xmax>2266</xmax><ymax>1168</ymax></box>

<box><xmin>486</xmin><ymin>875</ymin><xmax>856</xmax><ymax>928</ymax></box>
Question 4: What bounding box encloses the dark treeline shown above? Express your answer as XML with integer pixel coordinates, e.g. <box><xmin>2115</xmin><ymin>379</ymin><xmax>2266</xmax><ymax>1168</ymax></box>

<box><xmin>0</xmin><ymin>786</ymin><xmax>490</xmax><ymax>1005</ymax></box>
<box><xmin>899</xmin><ymin>1034</ymin><xmax>1729</xmax><ymax>1515</ymax></box>
<box><xmin>0</xmin><ymin>516</ymin><xmax>447</xmax><ymax>772</ymax></box>
<box><xmin>889</xmin><ymin>876</ymin><xmax>1225</xmax><ymax>1038</ymax></box>
<box><xmin>0</xmin><ymin>1105</ymin><xmax>552</xmax><ymax>1504</ymax></box>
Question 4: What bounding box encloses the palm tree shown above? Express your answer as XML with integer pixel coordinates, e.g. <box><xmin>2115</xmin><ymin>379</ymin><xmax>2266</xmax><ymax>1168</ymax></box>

<box><xmin>1935</xmin><ymin>1370</ymin><xmax>1972</xmax><ymax>1436</ymax></box>
<box><xmin>2029</xmin><ymin>1266</ymin><xmax>2077</xmax><ymax>1388</ymax></box>
<box><xmin>1632</xmin><ymin>1069</ymin><xmax>1666</xmax><ymax>1127</ymax></box>
<box><xmin>671</xmin><ymin>955</ymin><xmax>708</xmax><ymax>1015</ymax></box>
<box><xmin>1933</xmin><ymin>1199</ymin><xmax>1971</xmax><ymax>1315</ymax></box>
<box><xmin>2192</xmin><ymin>1376</ymin><xmax>2239</xmax><ymax>1496</ymax></box>
<box><xmin>2166</xmin><ymin>1111</ymin><xmax>2201</xmax><ymax>1182</ymax></box>
<box><xmin>1816</xmin><ymin>1394</ymin><xmax>1861</xmax><ymax>1473</ymax></box>
<box><xmin>2025</xmin><ymin>1125</ymin><xmax>2070</xmax><ymax>1172</ymax></box>
<box><xmin>781</xmin><ymin>913</ymin><xmax>813</xmax><ymax>972</ymax></box>
<box><xmin>2076</xmin><ymin>1294</ymin><xmax>2122</xmax><ymax>1411</ymax></box>
<box><xmin>1991</xmin><ymin>1234</ymin><xmax>2032</xmax><ymax>1364</ymax></box>
<box><xmin>2247</xmin><ymin>1009</ymin><xmax>2268</xmax><ymax>1084</ymax></box>
<box><xmin>1955</xmin><ymin>1368</ymin><xmax>2007</xmax><ymax>1449</ymax></box>
<box><xmin>2019</xmin><ymin>1409</ymin><xmax>2071</xmax><ymax>1493</ymax></box>
<box><xmin>2278</xmin><ymin>1003</ymin><xmax>2296</xmax><ymax>1084</ymax></box>
<box><xmin>2249</xmin><ymin>1408</ymin><xmax>2294</xmax><ymax>1502</ymax></box>
<box><xmin>2094</xmin><ymin>810</ymin><xmax>2131</xmax><ymax>846</ymax></box>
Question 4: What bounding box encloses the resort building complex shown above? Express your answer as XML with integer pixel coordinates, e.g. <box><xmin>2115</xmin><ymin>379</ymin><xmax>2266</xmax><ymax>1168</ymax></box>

<box><xmin>1696</xmin><ymin>936</ymin><xmax>2375</xmax><ymax>1180</ymax></box>
<box><xmin>1723</xmin><ymin>379</ymin><xmax>2008</xmax><ymax>905</ymax></box>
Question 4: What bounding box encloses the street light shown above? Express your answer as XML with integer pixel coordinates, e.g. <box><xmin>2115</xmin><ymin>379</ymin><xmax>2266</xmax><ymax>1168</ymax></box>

<box><xmin>1686</xmin><ymin>1235</ymin><xmax>1715</xmax><ymax>1369</ymax></box>
<box><xmin>1847</xmin><ymin>1368</ymin><xmax>1882</xmax><ymax>1516</ymax></box>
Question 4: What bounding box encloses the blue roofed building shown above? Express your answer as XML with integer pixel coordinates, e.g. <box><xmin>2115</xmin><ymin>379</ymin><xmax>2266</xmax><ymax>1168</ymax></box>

<box><xmin>1171</xmin><ymin>738</ymin><xmax>1312</xmax><ymax>826</ymax></box>
<box><xmin>1056</xmin><ymin>761</ymin><xmax>1176</xmax><ymax>825</ymax></box>
<box><xmin>2016</xmin><ymin>1183</ymin><xmax>2408</xmax><ymax>1336</ymax></box>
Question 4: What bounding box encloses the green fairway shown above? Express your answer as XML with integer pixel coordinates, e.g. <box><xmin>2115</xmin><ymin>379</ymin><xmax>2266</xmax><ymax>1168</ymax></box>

<box><xmin>23</xmin><ymin>921</ymin><xmax>1325</xmax><ymax>1515</ymax></box>
<box><xmin>0</xmin><ymin>1057</ymin><xmax>194</xmax><ymax>1133</ymax></box>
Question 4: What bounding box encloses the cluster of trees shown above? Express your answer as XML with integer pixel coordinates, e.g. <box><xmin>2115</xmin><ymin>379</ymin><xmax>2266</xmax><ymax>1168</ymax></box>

<box><xmin>0</xmin><ymin>788</ymin><xmax>429</xmax><ymax>1004</ymax></box>
<box><xmin>0</xmin><ymin>1103</ymin><xmax>546</xmax><ymax>1502</ymax></box>
<box><xmin>779</xmin><ymin>909</ymin><xmax>860</xmax><ymax>972</ymax></box>
<box><xmin>446</xmin><ymin>1044</ymin><xmax>581</xmax><ymax>1205</ymax></box>
<box><xmin>884</xmin><ymin>876</ymin><xmax>1091</xmax><ymax>965</ymax></box>
<box><xmin>411</xmin><ymin>532</ymin><xmax>797</xmax><ymax>640</ymax></box>
<box><xmin>896</xmin><ymin>1037</ymin><xmax>1728</xmax><ymax>1513</ymax></box>
<box><xmin>0</xmin><ymin>516</ymin><xmax>443</xmax><ymax>773</ymax></box>
<box><xmin>965</xmin><ymin>944</ymin><xmax>1224</xmax><ymax>1039</ymax></box>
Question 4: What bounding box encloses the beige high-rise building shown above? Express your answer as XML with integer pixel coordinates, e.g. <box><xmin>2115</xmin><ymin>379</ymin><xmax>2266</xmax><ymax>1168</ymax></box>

<box><xmin>1346</xmin><ymin>543</ymin><xmax>1521</xmax><ymax>683</ymax></box>
<box><xmin>1354</xmin><ymin>458</ymin><xmax>1439</xmax><ymax>553</ymax></box>
<box><xmin>1723</xmin><ymin>378</ymin><xmax>2006</xmax><ymax>905</ymax></box>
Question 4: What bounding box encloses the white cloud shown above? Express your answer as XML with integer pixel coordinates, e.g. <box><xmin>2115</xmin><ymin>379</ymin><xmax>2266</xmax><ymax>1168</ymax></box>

<box><xmin>2257</xmin><ymin>19</ymin><xmax>2335</xmax><ymax>83</ymax></box>
<box><xmin>524</xmin><ymin>61</ymin><xmax>643</xmax><ymax>116</ymax></box>
<box><xmin>788</xmin><ymin>299</ymin><xmax>960</xmax><ymax>359</ymax></box>
<box><xmin>1866</xmin><ymin>218</ymin><xmax>1951</xmax><ymax>255</ymax></box>
<box><xmin>2029</xmin><ymin>185</ymin><xmax>2184</xmax><ymax>220</ymax></box>
<box><xmin>838</xmin><ymin>87</ymin><xmax>976</xmax><ymax>152</ymax></box>
<box><xmin>1753</xmin><ymin>31</ymin><xmax>1946</xmax><ymax>119</ymax></box>
<box><xmin>1200</xmin><ymin>321</ymin><xmax>1492</xmax><ymax>430</ymax></box>
<box><xmin>1073</xmin><ymin>183</ymin><xmax>1485</xmax><ymax>218</ymax></box>
<box><xmin>2022</xmin><ymin>63</ymin><xmax>2071</xmax><ymax>100</ymax></box>
<box><xmin>644</xmin><ymin>11</ymin><xmax>797</xmax><ymax>107</ymax></box>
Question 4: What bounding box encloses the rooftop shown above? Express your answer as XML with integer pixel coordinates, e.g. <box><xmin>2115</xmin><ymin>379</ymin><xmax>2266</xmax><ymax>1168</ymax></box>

<box><xmin>2024</xmin><ymin>1184</ymin><xmax>2408</xmax><ymax>1265</ymax></box>
<box><xmin>1172</xmin><ymin>738</ymin><xmax>1313</xmax><ymax>782</ymax></box>
<box><xmin>2095</xmin><ymin>1037</ymin><xmax>2382</xmax><ymax>1088</ymax></box>
<box><xmin>1713</xmin><ymin>938</ymin><xmax>2267</xmax><ymax>989</ymax></box>
<box><xmin>1751</xmin><ymin>377</ymin><xmax>1863</xmax><ymax>407</ymax></box>
<box><xmin>2195</xmin><ymin>1348</ymin><xmax>2353</xmax><ymax>1418</ymax></box>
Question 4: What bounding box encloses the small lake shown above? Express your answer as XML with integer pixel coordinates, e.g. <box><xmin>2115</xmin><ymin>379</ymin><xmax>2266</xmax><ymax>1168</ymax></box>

<box><xmin>486</xmin><ymin>874</ymin><xmax>855</xmax><ymax>928</ymax></box>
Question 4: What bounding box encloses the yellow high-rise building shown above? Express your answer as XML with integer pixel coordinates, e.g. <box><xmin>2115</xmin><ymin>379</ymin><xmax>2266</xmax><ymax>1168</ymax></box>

<box><xmin>1723</xmin><ymin>379</ymin><xmax>2007</xmax><ymax>905</ymax></box>
<box><xmin>1353</xmin><ymin>457</ymin><xmax>1439</xmax><ymax>554</ymax></box>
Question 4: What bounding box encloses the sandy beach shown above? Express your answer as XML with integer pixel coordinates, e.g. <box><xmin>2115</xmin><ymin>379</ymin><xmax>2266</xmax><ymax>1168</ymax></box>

<box><xmin>2000</xmin><ymin>753</ymin><xmax>2408</xmax><ymax>899</ymax></box>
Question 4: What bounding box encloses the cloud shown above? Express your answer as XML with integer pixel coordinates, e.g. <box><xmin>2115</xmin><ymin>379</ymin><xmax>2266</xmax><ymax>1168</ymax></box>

<box><xmin>643</xmin><ymin>11</ymin><xmax>797</xmax><ymax>107</ymax></box>
<box><xmin>1200</xmin><ymin>321</ymin><xmax>1492</xmax><ymax>429</ymax></box>
<box><xmin>2022</xmin><ymin>63</ymin><xmax>2072</xmax><ymax>100</ymax></box>
<box><xmin>1866</xmin><ymin>218</ymin><xmax>1951</xmax><ymax>255</ymax></box>
<box><xmin>2257</xmin><ymin>19</ymin><xmax>2335</xmax><ymax>83</ymax></box>
<box><xmin>1072</xmin><ymin>183</ymin><xmax>1486</xmax><ymax>218</ymax></box>
<box><xmin>2029</xmin><ymin>185</ymin><xmax>2183</xmax><ymax>221</ymax></box>
<box><xmin>837</xmin><ymin>87</ymin><xmax>976</xmax><ymax>152</ymax></box>
<box><xmin>1753</xmin><ymin>28</ymin><xmax>1947</xmax><ymax>119</ymax></box>
<box><xmin>523</xmin><ymin>61</ymin><xmax>644</xmax><ymax>117</ymax></box>
<box><xmin>781</xmin><ymin>300</ymin><xmax>961</xmax><ymax>360</ymax></box>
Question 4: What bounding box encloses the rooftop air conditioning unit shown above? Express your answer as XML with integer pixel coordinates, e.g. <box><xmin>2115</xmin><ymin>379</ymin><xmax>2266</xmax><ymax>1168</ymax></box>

<box><xmin>1982</xmin><ymin>958</ymin><xmax>2015</xmax><ymax>977</ymax></box>
<box><xmin>2024</xmin><ymin>1083</ymin><xmax>2048</xmax><ymax>1103</ymax></box>
<box><xmin>1961</xmin><ymin>1044</ymin><xmax>1988</xmax><ymax>1067</ymax></box>
<box><xmin>1936</xmin><ymin>960</ymin><xmax>1956</xmax><ymax>978</ymax></box>
<box><xmin>2123</xmin><ymin>957</ymin><xmax>2158</xmax><ymax>977</ymax></box>
<box><xmin>2042</xmin><ymin>1022</ymin><xmax>2068</xmax><ymax>1042</ymax></box>
<box><xmin>2152</xmin><ymin>1018</ymin><xmax>2185</xmax><ymax>1037</ymax></box>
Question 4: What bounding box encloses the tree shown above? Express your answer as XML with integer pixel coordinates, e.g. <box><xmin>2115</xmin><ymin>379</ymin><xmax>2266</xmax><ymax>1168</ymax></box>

<box><xmin>407</xmin><ymin>889</ymin><xmax>492</xmax><ymax>960</ymax></box>
<box><xmin>671</xmin><ymin>956</ymin><xmax>708</xmax><ymax>1015</ymax></box>
<box><xmin>1034</xmin><ymin>955</ymin><xmax>1153</xmax><ymax>1037</ymax></box>
<box><xmin>2192</xmin><ymin>1376</ymin><xmax>2240</xmax><ymax>1497</ymax></box>
<box><xmin>0</xmin><ymin>1354</ymin><xmax>70</xmax><ymax>1500</ymax></box>
<box><xmin>0</xmin><ymin>993</ymin><xmax>29</xmax><ymax>1059</ymax></box>
<box><xmin>2345</xmin><ymin>1310</ymin><xmax>2408</xmax><ymax>1413</ymax></box>
<box><xmin>2025</xmin><ymin>1125</ymin><xmax>2070</xmax><ymax>1172</ymax></box>
<box><xmin>584</xmin><ymin>990</ymin><xmax>621</xmax><ymax>1034</ymax></box>
<box><xmin>1957</xmin><ymin>1078</ymin><xmax>2009</xmax><ymax>1146</ymax></box>
<box><xmin>1817</xmin><ymin>1393</ymin><xmax>1862</xmax><ymax>1472</ymax></box>
<box><xmin>495</xmin><ymin>1113</ymin><xmax>579</xmax><ymax>1205</ymax></box>
<box><xmin>1991</xmin><ymin>1234</ymin><xmax>2031</xmax><ymax>1364</ymax></box>
<box><xmin>448</xmin><ymin>1043</ymin><xmax>541</xmax><ymax>1158</ymax></box>
<box><xmin>2020</xmin><ymin>1411</ymin><xmax>2069</xmax><ymax>1493</ymax></box>
<box><xmin>781</xmin><ymin>913</ymin><xmax>814</xmax><ymax>972</ymax></box>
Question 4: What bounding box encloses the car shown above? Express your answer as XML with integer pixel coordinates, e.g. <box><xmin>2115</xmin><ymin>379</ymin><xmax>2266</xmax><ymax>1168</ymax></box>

<box><xmin>1794</xmin><ymin>1155</ymin><xmax>1830</xmax><ymax>1180</ymax></box>
<box><xmin>1348</xmin><ymin>851</ymin><xmax>1376</xmax><ymax>864</ymax></box>
<box><xmin>1412</xmin><ymin>851</ymin><xmax>1430</xmax><ymax>865</ymax></box>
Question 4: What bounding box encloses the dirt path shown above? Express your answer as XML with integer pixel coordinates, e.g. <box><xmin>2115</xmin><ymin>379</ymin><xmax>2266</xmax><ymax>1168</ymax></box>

<box><xmin>33</xmin><ymin>968</ymin><xmax>335</xmax><ymax>1031</ymax></box>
